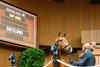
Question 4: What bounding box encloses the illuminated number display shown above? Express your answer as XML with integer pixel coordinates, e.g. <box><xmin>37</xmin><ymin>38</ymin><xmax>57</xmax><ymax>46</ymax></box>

<box><xmin>0</xmin><ymin>1</ymin><xmax>37</xmax><ymax>48</ymax></box>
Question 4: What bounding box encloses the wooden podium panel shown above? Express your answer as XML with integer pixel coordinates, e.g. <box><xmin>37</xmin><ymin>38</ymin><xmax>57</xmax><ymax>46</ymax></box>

<box><xmin>93</xmin><ymin>49</ymin><xmax>100</xmax><ymax>65</ymax></box>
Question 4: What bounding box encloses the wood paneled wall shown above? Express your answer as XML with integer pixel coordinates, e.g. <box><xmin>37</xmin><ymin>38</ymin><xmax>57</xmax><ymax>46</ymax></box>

<box><xmin>82</xmin><ymin>30</ymin><xmax>100</xmax><ymax>43</ymax></box>
<box><xmin>3</xmin><ymin>0</ymin><xmax>100</xmax><ymax>48</ymax></box>
<box><xmin>0</xmin><ymin>45</ymin><xmax>22</xmax><ymax>67</ymax></box>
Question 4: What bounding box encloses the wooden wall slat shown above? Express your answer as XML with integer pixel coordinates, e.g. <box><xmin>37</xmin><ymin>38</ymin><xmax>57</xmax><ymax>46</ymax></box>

<box><xmin>82</xmin><ymin>30</ymin><xmax>100</xmax><ymax>43</ymax></box>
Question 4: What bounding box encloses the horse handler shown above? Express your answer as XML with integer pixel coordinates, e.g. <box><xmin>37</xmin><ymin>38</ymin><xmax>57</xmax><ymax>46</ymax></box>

<box><xmin>70</xmin><ymin>43</ymin><xmax>95</xmax><ymax>66</ymax></box>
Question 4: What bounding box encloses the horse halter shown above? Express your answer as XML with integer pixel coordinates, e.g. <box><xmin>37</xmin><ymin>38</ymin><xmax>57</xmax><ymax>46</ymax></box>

<box><xmin>55</xmin><ymin>39</ymin><xmax>72</xmax><ymax>53</ymax></box>
<box><xmin>55</xmin><ymin>33</ymin><xmax>73</xmax><ymax>53</ymax></box>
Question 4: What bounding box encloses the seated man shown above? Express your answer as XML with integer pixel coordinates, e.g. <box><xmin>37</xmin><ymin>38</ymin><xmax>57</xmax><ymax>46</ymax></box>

<box><xmin>70</xmin><ymin>43</ymin><xmax>95</xmax><ymax>66</ymax></box>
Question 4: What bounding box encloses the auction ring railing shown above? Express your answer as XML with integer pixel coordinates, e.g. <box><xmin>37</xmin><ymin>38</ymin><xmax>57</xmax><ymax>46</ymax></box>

<box><xmin>43</xmin><ymin>60</ymin><xmax>53</xmax><ymax>67</ymax></box>
<box><xmin>43</xmin><ymin>59</ymin><xmax>100</xmax><ymax>67</ymax></box>
<box><xmin>43</xmin><ymin>59</ymin><xmax>76</xmax><ymax>67</ymax></box>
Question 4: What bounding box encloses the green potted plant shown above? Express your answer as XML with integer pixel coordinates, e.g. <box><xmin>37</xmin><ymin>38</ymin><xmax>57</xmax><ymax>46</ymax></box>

<box><xmin>18</xmin><ymin>48</ymin><xmax>45</xmax><ymax>67</ymax></box>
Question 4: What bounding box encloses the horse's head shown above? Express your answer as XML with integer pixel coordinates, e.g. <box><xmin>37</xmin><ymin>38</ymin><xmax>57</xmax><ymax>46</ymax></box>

<box><xmin>54</xmin><ymin>32</ymin><xmax>73</xmax><ymax>53</ymax></box>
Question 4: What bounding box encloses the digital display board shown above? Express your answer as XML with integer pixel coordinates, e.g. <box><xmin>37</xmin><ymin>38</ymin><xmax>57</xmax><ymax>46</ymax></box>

<box><xmin>0</xmin><ymin>1</ymin><xmax>37</xmax><ymax>48</ymax></box>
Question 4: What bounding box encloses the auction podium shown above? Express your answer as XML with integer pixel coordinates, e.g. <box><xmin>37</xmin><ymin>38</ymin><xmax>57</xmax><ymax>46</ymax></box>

<box><xmin>93</xmin><ymin>49</ymin><xmax>100</xmax><ymax>65</ymax></box>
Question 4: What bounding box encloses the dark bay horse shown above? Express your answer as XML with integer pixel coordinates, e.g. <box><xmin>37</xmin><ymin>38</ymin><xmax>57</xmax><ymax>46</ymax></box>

<box><xmin>50</xmin><ymin>33</ymin><xmax>73</xmax><ymax>67</ymax></box>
